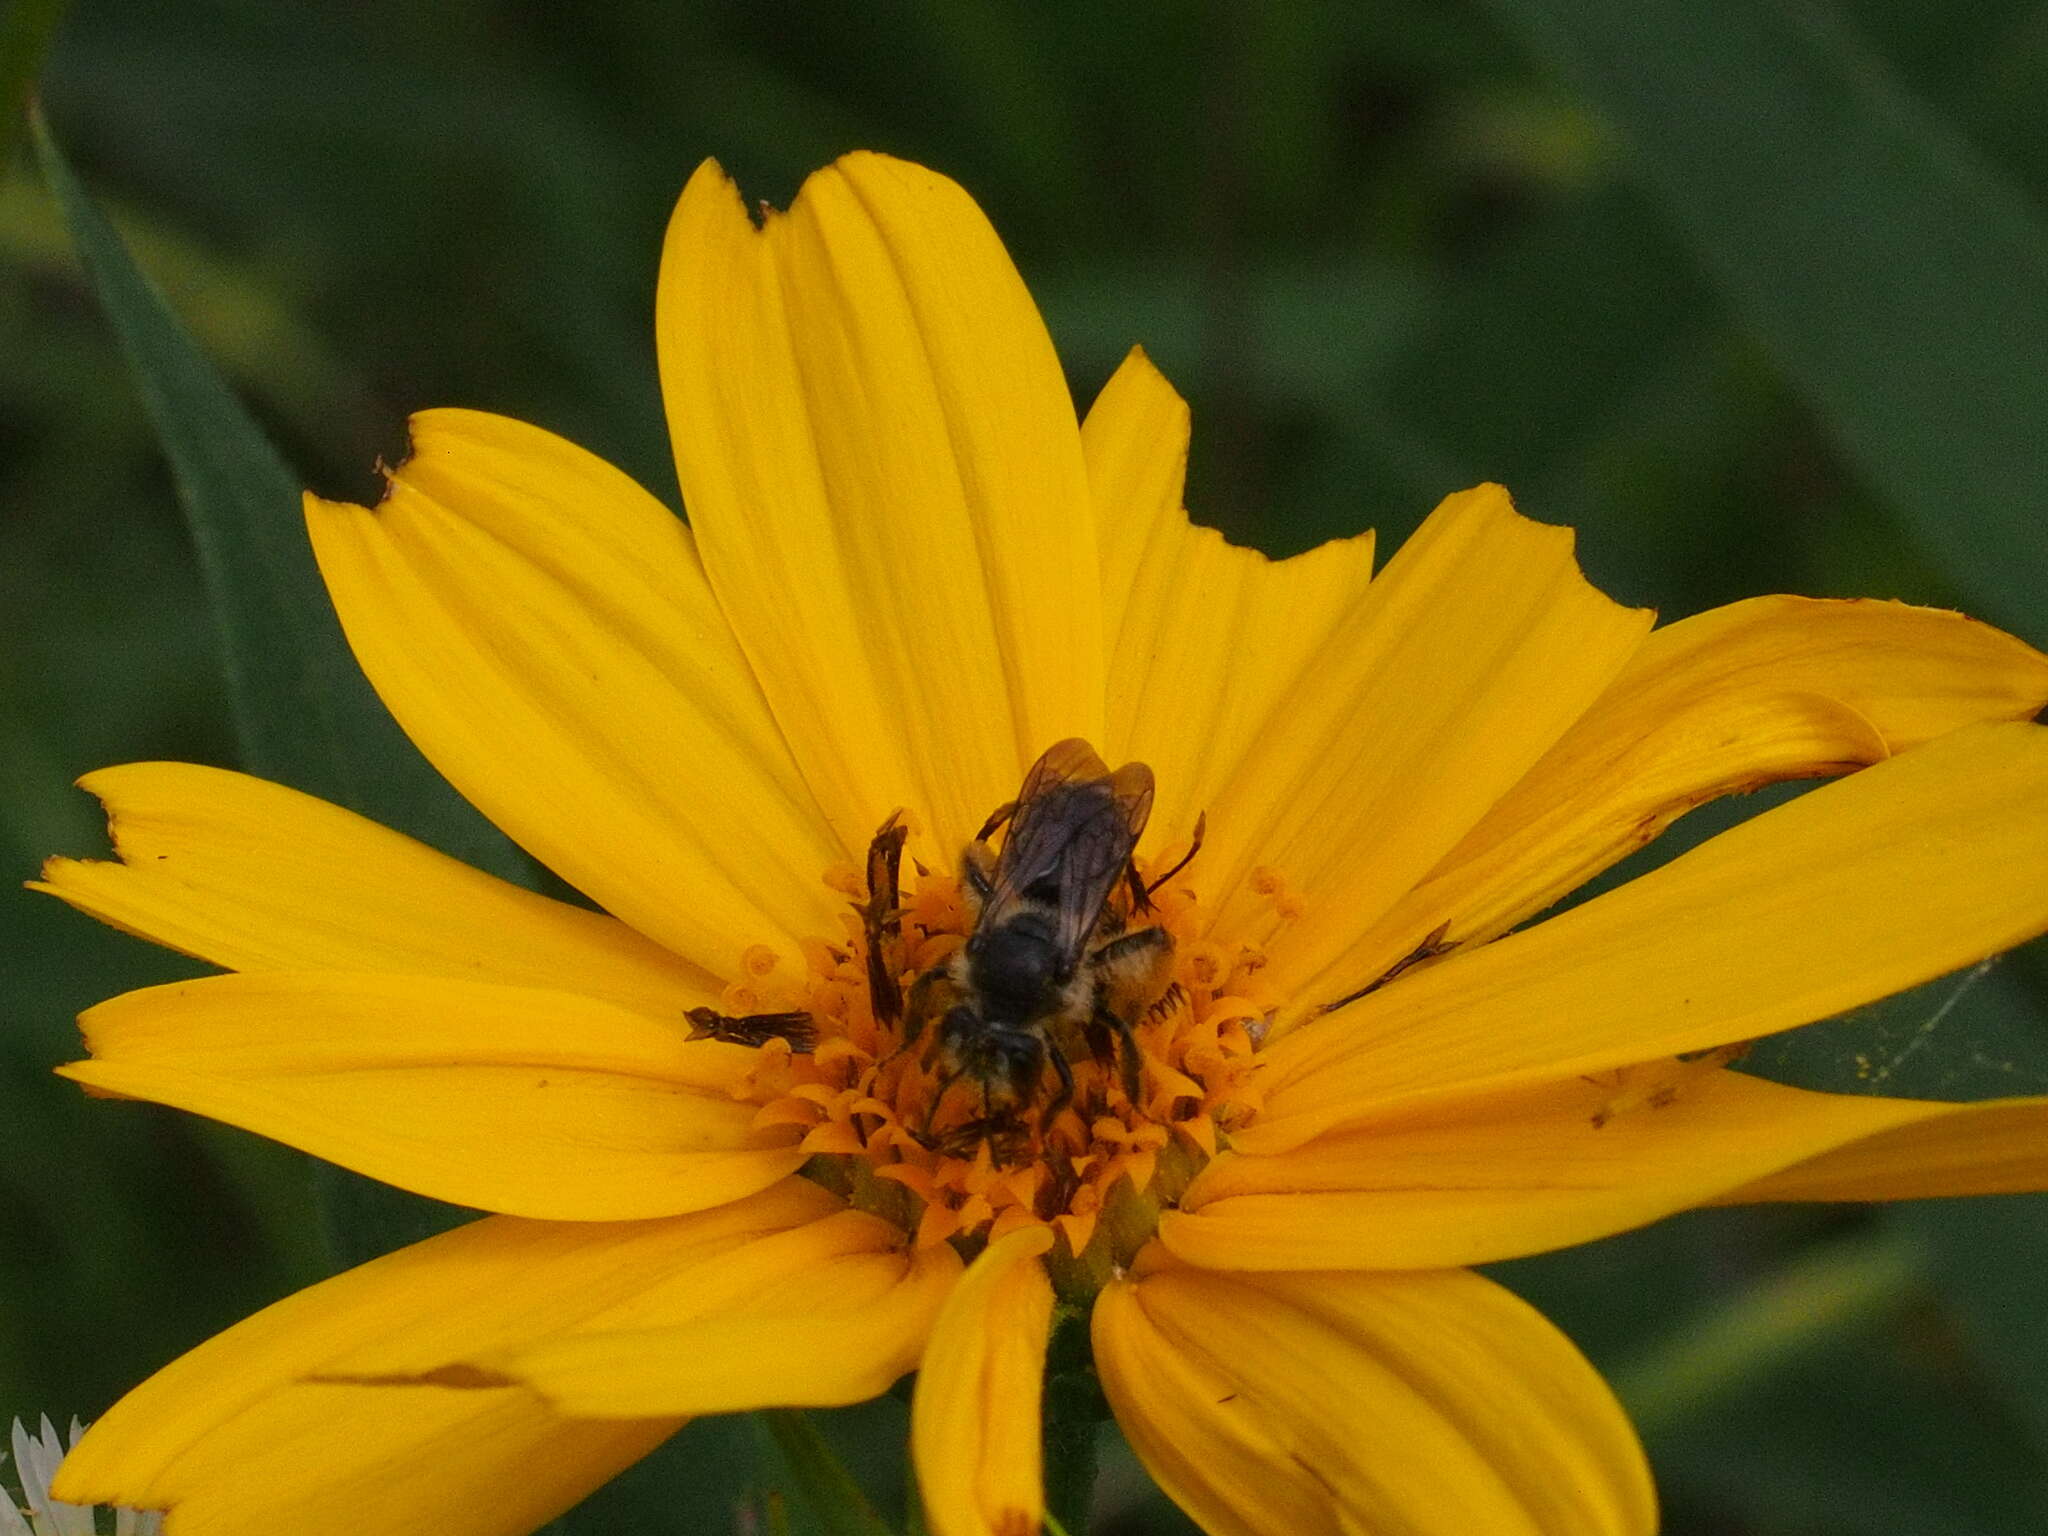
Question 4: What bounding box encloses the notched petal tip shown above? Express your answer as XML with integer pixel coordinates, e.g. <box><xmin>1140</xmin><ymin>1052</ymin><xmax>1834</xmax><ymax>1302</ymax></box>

<box><xmin>669</xmin><ymin>154</ymin><xmax>763</xmax><ymax>244</ymax></box>
<box><xmin>675</xmin><ymin>149</ymin><xmax>1005</xmax><ymax>248</ymax></box>
<box><xmin>38</xmin><ymin>767</ymin><xmax>151</xmax><ymax>880</ymax></box>
<box><xmin>1453</xmin><ymin>481</ymin><xmax>1657</xmax><ymax>626</ymax></box>
<box><xmin>307</xmin><ymin>407</ymin><xmax>537</xmax><ymax>520</ymax></box>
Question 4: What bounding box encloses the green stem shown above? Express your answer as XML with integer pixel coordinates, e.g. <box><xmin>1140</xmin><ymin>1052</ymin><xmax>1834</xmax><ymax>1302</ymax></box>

<box><xmin>758</xmin><ymin>1410</ymin><xmax>896</xmax><ymax>1536</ymax></box>
<box><xmin>1040</xmin><ymin>1310</ymin><xmax>1108</xmax><ymax>1533</ymax></box>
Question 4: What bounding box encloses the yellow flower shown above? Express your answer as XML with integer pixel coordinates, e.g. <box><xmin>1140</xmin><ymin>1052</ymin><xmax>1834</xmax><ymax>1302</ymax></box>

<box><xmin>37</xmin><ymin>151</ymin><xmax>2048</xmax><ymax>1536</ymax></box>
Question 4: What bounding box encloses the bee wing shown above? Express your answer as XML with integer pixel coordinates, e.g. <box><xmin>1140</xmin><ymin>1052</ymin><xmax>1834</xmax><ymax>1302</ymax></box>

<box><xmin>979</xmin><ymin>745</ymin><xmax>1155</xmax><ymax>963</ymax></box>
<box><xmin>1016</xmin><ymin>738</ymin><xmax>1111</xmax><ymax>805</ymax></box>
<box><xmin>975</xmin><ymin>739</ymin><xmax>1104</xmax><ymax>843</ymax></box>
<box><xmin>1106</xmin><ymin>759</ymin><xmax>1156</xmax><ymax>844</ymax></box>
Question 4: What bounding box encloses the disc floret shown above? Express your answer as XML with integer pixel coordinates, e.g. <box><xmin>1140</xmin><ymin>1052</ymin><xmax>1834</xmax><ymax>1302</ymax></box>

<box><xmin>717</xmin><ymin>833</ymin><xmax>1284</xmax><ymax>1292</ymax></box>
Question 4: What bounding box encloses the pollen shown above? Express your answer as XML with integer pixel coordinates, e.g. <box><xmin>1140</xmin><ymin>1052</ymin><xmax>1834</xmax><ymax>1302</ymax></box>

<box><xmin>1586</xmin><ymin>1042</ymin><xmax>1753</xmax><ymax>1128</ymax></box>
<box><xmin>706</xmin><ymin>829</ymin><xmax>1279</xmax><ymax>1292</ymax></box>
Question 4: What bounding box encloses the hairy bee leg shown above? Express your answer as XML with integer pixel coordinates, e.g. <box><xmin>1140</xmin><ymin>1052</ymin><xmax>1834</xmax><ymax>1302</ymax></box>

<box><xmin>1042</xmin><ymin>1039</ymin><xmax>1077</xmax><ymax>1128</ymax></box>
<box><xmin>1090</xmin><ymin>924</ymin><xmax>1176</xmax><ymax>1104</ymax></box>
<box><xmin>1315</xmin><ymin>919</ymin><xmax>1458</xmax><ymax>1017</ymax></box>
<box><xmin>1092</xmin><ymin>925</ymin><xmax>1175</xmax><ymax>993</ymax></box>
<box><xmin>863</xmin><ymin>810</ymin><xmax>908</xmax><ymax>1026</ymax></box>
<box><xmin>899</xmin><ymin>964</ymin><xmax>949</xmax><ymax>1049</ymax></box>
<box><xmin>1091</xmin><ymin>1000</ymin><xmax>1145</xmax><ymax>1106</ymax></box>
<box><xmin>684</xmin><ymin>1007</ymin><xmax>817</xmax><ymax>1052</ymax></box>
<box><xmin>1092</xmin><ymin>924</ymin><xmax>1174</xmax><ymax>965</ymax></box>
<box><xmin>919</xmin><ymin>1063</ymin><xmax>965</xmax><ymax>1143</ymax></box>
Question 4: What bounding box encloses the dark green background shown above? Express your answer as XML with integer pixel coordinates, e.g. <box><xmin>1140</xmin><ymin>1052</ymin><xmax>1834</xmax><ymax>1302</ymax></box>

<box><xmin>5</xmin><ymin>2</ymin><xmax>2048</xmax><ymax>1531</ymax></box>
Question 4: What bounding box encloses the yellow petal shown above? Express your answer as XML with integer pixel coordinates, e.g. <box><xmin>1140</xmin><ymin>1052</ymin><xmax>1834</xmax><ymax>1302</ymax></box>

<box><xmin>1082</xmin><ymin>350</ymin><xmax>1375</xmax><ymax>855</ymax></box>
<box><xmin>50</xmin><ymin>1181</ymin><xmax>846</xmax><ymax>1536</ymax></box>
<box><xmin>33</xmin><ymin>762</ymin><xmax>714</xmax><ymax>1011</ymax></box>
<box><xmin>65</xmin><ymin>1378</ymin><xmax>669</xmax><ymax>1536</ymax></box>
<box><xmin>1093</xmin><ymin>1252</ymin><xmax>1654</xmax><ymax>1536</ymax></box>
<box><xmin>489</xmin><ymin>1232</ymin><xmax>962</xmax><ymax>1417</ymax></box>
<box><xmin>1248</xmin><ymin>720</ymin><xmax>2048</xmax><ymax>1154</ymax></box>
<box><xmin>658</xmin><ymin>154</ymin><xmax>1102</xmax><ymax>856</ymax></box>
<box><xmin>305</xmin><ymin>408</ymin><xmax>841</xmax><ymax>977</ymax></box>
<box><xmin>1166</xmin><ymin>1067</ymin><xmax>2048</xmax><ymax>1270</ymax></box>
<box><xmin>61</xmin><ymin>972</ymin><xmax>806</xmax><ymax>1219</ymax></box>
<box><xmin>1721</xmin><ymin>1095</ymin><xmax>2048</xmax><ymax>1203</ymax></box>
<box><xmin>912</xmin><ymin>1226</ymin><xmax>1054</xmax><ymax>1536</ymax></box>
<box><xmin>1332</xmin><ymin>595</ymin><xmax>2048</xmax><ymax>1002</ymax></box>
<box><xmin>1084</xmin><ymin>348</ymin><xmax>1194</xmax><ymax>655</ymax></box>
<box><xmin>1203</xmin><ymin>485</ymin><xmax>1652</xmax><ymax>999</ymax></box>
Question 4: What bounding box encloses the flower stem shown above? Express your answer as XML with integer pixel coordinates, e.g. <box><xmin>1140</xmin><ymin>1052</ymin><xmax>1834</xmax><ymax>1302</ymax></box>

<box><xmin>759</xmin><ymin>1410</ymin><xmax>896</xmax><ymax>1536</ymax></box>
<box><xmin>1041</xmin><ymin>1309</ymin><xmax>1109</xmax><ymax>1533</ymax></box>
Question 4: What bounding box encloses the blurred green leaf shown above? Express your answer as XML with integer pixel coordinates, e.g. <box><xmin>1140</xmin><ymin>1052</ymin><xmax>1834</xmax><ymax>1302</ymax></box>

<box><xmin>1040</xmin><ymin>253</ymin><xmax>1429</xmax><ymax>409</ymax></box>
<box><xmin>28</xmin><ymin>112</ymin><xmax>522</xmax><ymax>877</ymax></box>
<box><xmin>1611</xmin><ymin>1228</ymin><xmax>1922</xmax><ymax>1437</ymax></box>
<box><xmin>1386</xmin><ymin>182</ymin><xmax>1708</xmax><ymax>501</ymax></box>
<box><xmin>1484</xmin><ymin>0</ymin><xmax>2048</xmax><ymax>645</ymax></box>
<box><xmin>1659</xmin><ymin>1329</ymin><xmax>2048</xmax><ymax>1535</ymax></box>
<box><xmin>0</xmin><ymin>174</ymin><xmax>381</xmax><ymax>466</ymax></box>
<box><xmin>0</xmin><ymin>0</ymin><xmax>66</xmax><ymax>169</ymax></box>
<box><xmin>761</xmin><ymin>1410</ymin><xmax>896</xmax><ymax>1536</ymax></box>
<box><xmin>1652</xmin><ymin>1288</ymin><xmax>2048</xmax><ymax>1536</ymax></box>
<box><xmin>534</xmin><ymin>1417</ymin><xmax>767</xmax><ymax>1536</ymax></box>
<box><xmin>28</xmin><ymin>106</ymin><xmax>786</xmax><ymax>1536</ymax></box>
<box><xmin>1864</xmin><ymin>952</ymin><xmax>2048</xmax><ymax>1460</ymax></box>
<box><xmin>1896</xmin><ymin>1193</ymin><xmax>2048</xmax><ymax>1462</ymax></box>
<box><xmin>1578</xmin><ymin>1221</ymin><xmax>2048</xmax><ymax>1534</ymax></box>
<box><xmin>29</xmin><ymin>112</ymin><xmax>535</xmax><ymax>1267</ymax></box>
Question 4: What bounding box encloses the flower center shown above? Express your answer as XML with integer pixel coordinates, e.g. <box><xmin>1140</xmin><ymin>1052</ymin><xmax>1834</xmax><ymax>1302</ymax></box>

<box><xmin>700</xmin><ymin>800</ymin><xmax>1286</xmax><ymax>1297</ymax></box>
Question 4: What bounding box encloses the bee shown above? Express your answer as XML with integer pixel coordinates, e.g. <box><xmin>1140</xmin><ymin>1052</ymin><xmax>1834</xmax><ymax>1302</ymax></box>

<box><xmin>898</xmin><ymin>738</ymin><xmax>1195</xmax><ymax>1154</ymax></box>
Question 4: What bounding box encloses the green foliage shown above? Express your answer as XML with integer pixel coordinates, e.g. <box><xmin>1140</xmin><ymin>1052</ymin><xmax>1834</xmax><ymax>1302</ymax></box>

<box><xmin>759</xmin><ymin>1410</ymin><xmax>897</xmax><ymax>1536</ymax></box>
<box><xmin>31</xmin><ymin>113</ymin><xmax>528</xmax><ymax>1280</ymax></box>
<box><xmin>27</xmin><ymin>113</ymin><xmax>525</xmax><ymax>878</ymax></box>
<box><xmin>5</xmin><ymin>3</ymin><xmax>2048</xmax><ymax>1533</ymax></box>
<box><xmin>1483</xmin><ymin>0</ymin><xmax>2048</xmax><ymax>646</ymax></box>
<box><xmin>0</xmin><ymin>0</ymin><xmax>67</xmax><ymax>169</ymax></box>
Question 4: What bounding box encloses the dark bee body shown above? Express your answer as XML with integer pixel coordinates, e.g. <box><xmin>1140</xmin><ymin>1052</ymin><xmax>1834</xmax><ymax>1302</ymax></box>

<box><xmin>903</xmin><ymin>738</ymin><xmax>1183</xmax><ymax>1152</ymax></box>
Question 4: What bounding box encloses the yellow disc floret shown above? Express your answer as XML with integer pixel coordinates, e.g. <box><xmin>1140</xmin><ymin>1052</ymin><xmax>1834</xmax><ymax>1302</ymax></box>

<box><xmin>708</xmin><ymin>828</ymin><xmax>1286</xmax><ymax>1300</ymax></box>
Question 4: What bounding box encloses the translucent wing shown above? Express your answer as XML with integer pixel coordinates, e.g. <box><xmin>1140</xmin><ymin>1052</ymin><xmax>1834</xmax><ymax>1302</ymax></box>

<box><xmin>978</xmin><ymin>740</ymin><xmax>1155</xmax><ymax>965</ymax></box>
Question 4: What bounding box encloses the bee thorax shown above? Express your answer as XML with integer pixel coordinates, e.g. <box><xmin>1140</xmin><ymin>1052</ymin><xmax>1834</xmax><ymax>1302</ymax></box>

<box><xmin>961</xmin><ymin>914</ymin><xmax>1067</xmax><ymax>1018</ymax></box>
